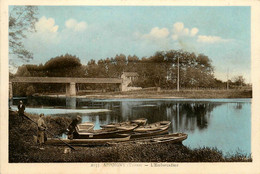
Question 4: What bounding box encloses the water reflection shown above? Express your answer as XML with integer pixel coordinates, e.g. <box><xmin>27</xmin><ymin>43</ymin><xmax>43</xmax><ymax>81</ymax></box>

<box><xmin>12</xmin><ymin>97</ymin><xmax>251</xmax><ymax>155</ymax></box>
<box><xmin>12</xmin><ymin>97</ymin><xmax>240</xmax><ymax>133</ymax></box>
<box><xmin>78</xmin><ymin>100</ymin><xmax>221</xmax><ymax>133</ymax></box>
<box><xmin>66</xmin><ymin>97</ymin><xmax>76</xmax><ymax>109</ymax></box>
<box><xmin>234</xmin><ymin>103</ymin><xmax>243</xmax><ymax>110</ymax></box>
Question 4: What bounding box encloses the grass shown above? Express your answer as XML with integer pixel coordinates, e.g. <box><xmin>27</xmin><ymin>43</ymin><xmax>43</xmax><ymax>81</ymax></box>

<box><xmin>9</xmin><ymin>110</ymin><xmax>252</xmax><ymax>163</ymax></box>
<box><xmin>63</xmin><ymin>89</ymin><xmax>252</xmax><ymax>99</ymax></box>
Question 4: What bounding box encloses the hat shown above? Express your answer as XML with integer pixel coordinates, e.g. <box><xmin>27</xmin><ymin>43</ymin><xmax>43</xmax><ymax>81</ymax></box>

<box><xmin>76</xmin><ymin>115</ymin><xmax>81</xmax><ymax>120</ymax></box>
<box><xmin>20</xmin><ymin>101</ymin><xmax>23</xmax><ymax>103</ymax></box>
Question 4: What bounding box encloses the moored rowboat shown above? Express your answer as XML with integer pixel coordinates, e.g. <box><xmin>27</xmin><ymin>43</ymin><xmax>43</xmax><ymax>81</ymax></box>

<box><xmin>109</xmin><ymin>133</ymin><xmax>188</xmax><ymax>145</ymax></box>
<box><xmin>130</xmin><ymin>118</ymin><xmax>147</xmax><ymax>126</ymax></box>
<box><xmin>133</xmin><ymin>121</ymin><xmax>171</xmax><ymax>132</ymax></box>
<box><xmin>129</xmin><ymin>125</ymin><xmax>169</xmax><ymax>139</ymax></box>
<box><xmin>100</xmin><ymin>118</ymin><xmax>147</xmax><ymax>129</ymax></box>
<box><xmin>73</xmin><ymin>124</ymin><xmax>138</xmax><ymax>139</ymax></box>
<box><xmin>46</xmin><ymin>134</ymin><xmax>131</xmax><ymax>146</ymax></box>
<box><xmin>76</xmin><ymin>122</ymin><xmax>95</xmax><ymax>132</ymax></box>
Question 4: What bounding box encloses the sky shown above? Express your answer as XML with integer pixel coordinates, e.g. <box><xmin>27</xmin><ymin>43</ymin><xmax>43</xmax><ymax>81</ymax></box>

<box><xmin>10</xmin><ymin>6</ymin><xmax>251</xmax><ymax>83</ymax></box>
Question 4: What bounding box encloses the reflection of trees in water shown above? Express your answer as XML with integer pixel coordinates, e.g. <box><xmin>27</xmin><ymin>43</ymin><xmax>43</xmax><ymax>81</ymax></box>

<box><xmin>83</xmin><ymin>101</ymin><xmax>223</xmax><ymax>131</ymax></box>
<box><xmin>163</xmin><ymin>102</ymin><xmax>222</xmax><ymax>132</ymax></box>
<box><xmin>97</xmin><ymin>101</ymin><xmax>169</xmax><ymax>125</ymax></box>
<box><xmin>97</xmin><ymin>101</ymin><xmax>223</xmax><ymax>133</ymax></box>
<box><xmin>21</xmin><ymin>97</ymin><xmax>233</xmax><ymax>132</ymax></box>
<box><xmin>26</xmin><ymin>98</ymin><xmax>223</xmax><ymax>131</ymax></box>
<box><xmin>181</xmin><ymin>103</ymin><xmax>213</xmax><ymax>131</ymax></box>
<box><xmin>17</xmin><ymin>96</ymin><xmax>66</xmax><ymax>107</ymax></box>
<box><xmin>234</xmin><ymin>103</ymin><xmax>243</xmax><ymax>110</ymax></box>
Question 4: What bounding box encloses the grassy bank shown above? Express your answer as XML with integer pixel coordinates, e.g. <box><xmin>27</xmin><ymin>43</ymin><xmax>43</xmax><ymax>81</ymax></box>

<box><xmin>110</xmin><ymin>89</ymin><xmax>252</xmax><ymax>99</ymax></box>
<box><xmin>43</xmin><ymin>89</ymin><xmax>252</xmax><ymax>99</ymax></box>
<box><xmin>9</xmin><ymin>111</ymin><xmax>252</xmax><ymax>162</ymax></box>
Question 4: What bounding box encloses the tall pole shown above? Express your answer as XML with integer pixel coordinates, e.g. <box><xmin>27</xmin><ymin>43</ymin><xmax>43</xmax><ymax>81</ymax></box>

<box><xmin>177</xmin><ymin>103</ymin><xmax>179</xmax><ymax>131</ymax></box>
<box><xmin>177</xmin><ymin>56</ymin><xmax>180</xmax><ymax>91</ymax></box>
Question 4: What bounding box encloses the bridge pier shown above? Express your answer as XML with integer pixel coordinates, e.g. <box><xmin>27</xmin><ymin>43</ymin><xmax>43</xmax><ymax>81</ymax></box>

<box><xmin>66</xmin><ymin>82</ymin><xmax>76</xmax><ymax>96</ymax></box>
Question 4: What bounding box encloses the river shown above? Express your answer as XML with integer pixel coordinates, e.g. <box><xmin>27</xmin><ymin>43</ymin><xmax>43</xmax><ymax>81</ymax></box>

<box><xmin>11</xmin><ymin>97</ymin><xmax>251</xmax><ymax>156</ymax></box>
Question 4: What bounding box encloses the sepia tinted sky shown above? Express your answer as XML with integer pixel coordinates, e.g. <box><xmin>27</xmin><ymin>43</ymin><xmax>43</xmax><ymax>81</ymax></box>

<box><xmin>10</xmin><ymin>6</ymin><xmax>251</xmax><ymax>83</ymax></box>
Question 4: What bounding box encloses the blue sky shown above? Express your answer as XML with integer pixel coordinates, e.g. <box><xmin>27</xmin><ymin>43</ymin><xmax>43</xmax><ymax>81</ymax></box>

<box><xmin>10</xmin><ymin>6</ymin><xmax>251</xmax><ymax>83</ymax></box>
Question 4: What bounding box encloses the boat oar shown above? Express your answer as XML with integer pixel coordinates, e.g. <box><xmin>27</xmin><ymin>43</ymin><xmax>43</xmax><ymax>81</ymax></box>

<box><xmin>23</xmin><ymin>114</ymin><xmax>76</xmax><ymax>151</ymax></box>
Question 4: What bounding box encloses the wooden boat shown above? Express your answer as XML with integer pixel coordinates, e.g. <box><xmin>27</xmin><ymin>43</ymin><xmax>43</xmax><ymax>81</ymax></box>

<box><xmin>133</xmin><ymin>121</ymin><xmax>171</xmax><ymax>132</ymax></box>
<box><xmin>130</xmin><ymin>118</ymin><xmax>147</xmax><ymax>126</ymax></box>
<box><xmin>129</xmin><ymin>126</ymin><xmax>169</xmax><ymax>139</ymax></box>
<box><xmin>46</xmin><ymin>134</ymin><xmax>131</xmax><ymax>146</ymax></box>
<box><xmin>109</xmin><ymin>133</ymin><xmax>188</xmax><ymax>145</ymax></box>
<box><xmin>73</xmin><ymin>124</ymin><xmax>138</xmax><ymax>139</ymax></box>
<box><xmin>100</xmin><ymin>118</ymin><xmax>147</xmax><ymax>129</ymax></box>
<box><xmin>76</xmin><ymin>122</ymin><xmax>95</xmax><ymax>132</ymax></box>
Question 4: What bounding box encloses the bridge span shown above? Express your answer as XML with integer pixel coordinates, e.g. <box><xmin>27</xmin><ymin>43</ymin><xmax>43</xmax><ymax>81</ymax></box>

<box><xmin>9</xmin><ymin>77</ymin><xmax>124</xmax><ymax>98</ymax></box>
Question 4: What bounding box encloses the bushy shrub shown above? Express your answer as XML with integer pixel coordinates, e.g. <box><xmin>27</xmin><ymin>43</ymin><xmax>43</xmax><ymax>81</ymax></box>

<box><xmin>26</xmin><ymin>85</ymin><xmax>35</xmax><ymax>96</ymax></box>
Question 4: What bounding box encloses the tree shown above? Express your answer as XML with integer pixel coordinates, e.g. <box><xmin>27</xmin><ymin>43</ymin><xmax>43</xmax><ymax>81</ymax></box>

<box><xmin>232</xmin><ymin>75</ymin><xmax>245</xmax><ymax>87</ymax></box>
<box><xmin>9</xmin><ymin>6</ymin><xmax>38</xmax><ymax>68</ymax></box>
<box><xmin>26</xmin><ymin>85</ymin><xmax>35</xmax><ymax>96</ymax></box>
<box><xmin>134</xmin><ymin>50</ymin><xmax>215</xmax><ymax>89</ymax></box>
<box><xmin>43</xmin><ymin>54</ymin><xmax>85</xmax><ymax>77</ymax></box>
<box><xmin>14</xmin><ymin>54</ymin><xmax>86</xmax><ymax>94</ymax></box>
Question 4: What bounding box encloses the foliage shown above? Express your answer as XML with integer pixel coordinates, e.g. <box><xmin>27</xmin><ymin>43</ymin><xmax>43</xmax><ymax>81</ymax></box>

<box><xmin>133</xmin><ymin>50</ymin><xmax>215</xmax><ymax>88</ymax></box>
<box><xmin>14</xmin><ymin>54</ymin><xmax>85</xmax><ymax>94</ymax></box>
<box><xmin>13</xmin><ymin>49</ymin><xmax>241</xmax><ymax>95</ymax></box>
<box><xmin>44</xmin><ymin>54</ymin><xmax>85</xmax><ymax>77</ymax></box>
<box><xmin>26</xmin><ymin>85</ymin><xmax>35</xmax><ymax>96</ymax></box>
<box><xmin>232</xmin><ymin>75</ymin><xmax>246</xmax><ymax>87</ymax></box>
<box><xmin>9</xmin><ymin>6</ymin><xmax>38</xmax><ymax>66</ymax></box>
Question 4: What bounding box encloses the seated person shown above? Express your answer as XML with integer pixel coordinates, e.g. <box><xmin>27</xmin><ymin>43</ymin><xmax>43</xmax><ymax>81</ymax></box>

<box><xmin>67</xmin><ymin>115</ymin><xmax>81</xmax><ymax>139</ymax></box>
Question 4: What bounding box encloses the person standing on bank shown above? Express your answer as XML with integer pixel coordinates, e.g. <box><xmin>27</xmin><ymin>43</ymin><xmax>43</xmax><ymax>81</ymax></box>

<box><xmin>17</xmin><ymin>100</ymin><xmax>25</xmax><ymax>119</ymax></box>
<box><xmin>37</xmin><ymin>113</ymin><xmax>47</xmax><ymax>150</ymax></box>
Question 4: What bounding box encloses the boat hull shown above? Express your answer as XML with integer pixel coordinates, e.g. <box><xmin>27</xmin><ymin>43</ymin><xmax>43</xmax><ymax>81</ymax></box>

<box><xmin>100</xmin><ymin>118</ymin><xmax>147</xmax><ymax>129</ymax></box>
<box><xmin>130</xmin><ymin>127</ymin><xmax>169</xmax><ymax>139</ymax></box>
<box><xmin>109</xmin><ymin>133</ymin><xmax>188</xmax><ymax>145</ymax></box>
<box><xmin>134</xmin><ymin>121</ymin><xmax>171</xmax><ymax>132</ymax></box>
<box><xmin>76</xmin><ymin>122</ymin><xmax>95</xmax><ymax>132</ymax></box>
<box><xmin>74</xmin><ymin>125</ymin><xmax>138</xmax><ymax>139</ymax></box>
<box><xmin>46</xmin><ymin>134</ymin><xmax>131</xmax><ymax>145</ymax></box>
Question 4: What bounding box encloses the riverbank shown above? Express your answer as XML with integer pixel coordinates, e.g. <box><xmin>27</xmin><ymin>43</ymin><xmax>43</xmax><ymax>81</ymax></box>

<box><xmin>9</xmin><ymin>111</ymin><xmax>251</xmax><ymax>162</ymax></box>
<box><xmin>37</xmin><ymin>89</ymin><xmax>252</xmax><ymax>99</ymax></box>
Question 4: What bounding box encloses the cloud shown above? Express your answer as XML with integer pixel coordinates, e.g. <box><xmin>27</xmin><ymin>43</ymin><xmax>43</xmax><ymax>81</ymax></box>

<box><xmin>35</xmin><ymin>16</ymin><xmax>59</xmax><ymax>33</ymax></box>
<box><xmin>197</xmin><ymin>35</ymin><xmax>230</xmax><ymax>43</ymax></box>
<box><xmin>172</xmin><ymin>22</ymin><xmax>199</xmax><ymax>40</ymax></box>
<box><xmin>65</xmin><ymin>19</ymin><xmax>87</xmax><ymax>32</ymax></box>
<box><xmin>27</xmin><ymin>16</ymin><xmax>60</xmax><ymax>45</ymax></box>
<box><xmin>142</xmin><ymin>27</ymin><xmax>169</xmax><ymax>40</ymax></box>
<box><xmin>171</xmin><ymin>22</ymin><xmax>231</xmax><ymax>45</ymax></box>
<box><xmin>190</xmin><ymin>28</ymin><xmax>199</xmax><ymax>36</ymax></box>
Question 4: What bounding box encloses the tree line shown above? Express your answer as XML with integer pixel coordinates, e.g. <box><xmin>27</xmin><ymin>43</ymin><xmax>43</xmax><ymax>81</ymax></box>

<box><xmin>10</xmin><ymin>50</ymin><xmax>248</xmax><ymax>96</ymax></box>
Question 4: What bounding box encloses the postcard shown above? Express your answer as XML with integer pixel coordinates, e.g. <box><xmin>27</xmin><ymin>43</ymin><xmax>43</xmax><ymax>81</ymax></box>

<box><xmin>1</xmin><ymin>0</ymin><xmax>260</xmax><ymax>173</ymax></box>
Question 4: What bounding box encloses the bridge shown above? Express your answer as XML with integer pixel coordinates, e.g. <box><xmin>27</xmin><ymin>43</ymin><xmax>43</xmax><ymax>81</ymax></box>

<box><xmin>9</xmin><ymin>77</ymin><xmax>124</xmax><ymax>98</ymax></box>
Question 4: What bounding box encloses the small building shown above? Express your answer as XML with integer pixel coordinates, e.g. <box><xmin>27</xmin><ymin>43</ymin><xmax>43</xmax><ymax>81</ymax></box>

<box><xmin>121</xmin><ymin>72</ymin><xmax>141</xmax><ymax>91</ymax></box>
<box><xmin>121</xmin><ymin>72</ymin><xmax>138</xmax><ymax>82</ymax></box>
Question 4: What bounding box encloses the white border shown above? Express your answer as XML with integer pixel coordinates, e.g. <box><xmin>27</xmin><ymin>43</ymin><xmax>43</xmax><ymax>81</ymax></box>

<box><xmin>1</xmin><ymin>1</ymin><xmax>260</xmax><ymax>174</ymax></box>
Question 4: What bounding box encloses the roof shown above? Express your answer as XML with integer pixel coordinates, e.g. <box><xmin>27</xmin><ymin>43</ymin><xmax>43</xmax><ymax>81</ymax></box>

<box><xmin>122</xmin><ymin>72</ymin><xmax>138</xmax><ymax>77</ymax></box>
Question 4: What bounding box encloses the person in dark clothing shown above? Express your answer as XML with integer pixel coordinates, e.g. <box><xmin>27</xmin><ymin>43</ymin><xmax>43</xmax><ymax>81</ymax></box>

<box><xmin>67</xmin><ymin>115</ymin><xmax>81</xmax><ymax>139</ymax></box>
<box><xmin>17</xmin><ymin>100</ymin><xmax>25</xmax><ymax>119</ymax></box>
